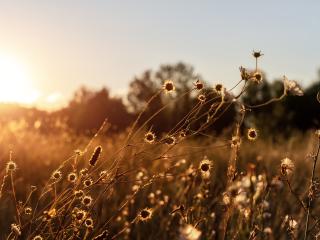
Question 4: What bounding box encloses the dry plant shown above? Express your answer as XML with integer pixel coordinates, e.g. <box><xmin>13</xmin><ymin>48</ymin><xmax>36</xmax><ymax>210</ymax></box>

<box><xmin>0</xmin><ymin>51</ymin><xmax>318</xmax><ymax>240</ymax></box>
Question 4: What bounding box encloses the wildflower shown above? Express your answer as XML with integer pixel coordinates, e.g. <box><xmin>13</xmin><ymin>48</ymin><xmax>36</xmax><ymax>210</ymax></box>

<box><xmin>199</xmin><ymin>157</ymin><xmax>212</xmax><ymax>179</ymax></box>
<box><xmin>24</xmin><ymin>207</ymin><xmax>32</xmax><ymax>215</ymax></box>
<box><xmin>82</xmin><ymin>195</ymin><xmax>93</xmax><ymax>206</ymax></box>
<box><xmin>51</xmin><ymin>170</ymin><xmax>62</xmax><ymax>182</ymax></box>
<box><xmin>11</xmin><ymin>223</ymin><xmax>21</xmax><ymax>236</ymax></box>
<box><xmin>252</xmin><ymin>50</ymin><xmax>263</xmax><ymax>59</ymax></box>
<box><xmin>197</xmin><ymin>94</ymin><xmax>206</xmax><ymax>103</ymax></box>
<box><xmin>67</xmin><ymin>172</ymin><xmax>77</xmax><ymax>183</ymax></box>
<box><xmin>144</xmin><ymin>131</ymin><xmax>156</xmax><ymax>144</ymax></box>
<box><xmin>74</xmin><ymin>190</ymin><xmax>84</xmax><ymax>199</ymax></box>
<box><xmin>239</xmin><ymin>66</ymin><xmax>251</xmax><ymax>81</ymax></box>
<box><xmin>89</xmin><ymin>146</ymin><xmax>102</xmax><ymax>167</ymax></box>
<box><xmin>251</xmin><ymin>71</ymin><xmax>263</xmax><ymax>83</ymax></box>
<box><xmin>80</xmin><ymin>168</ymin><xmax>88</xmax><ymax>176</ymax></box>
<box><xmin>74</xmin><ymin>209</ymin><xmax>87</xmax><ymax>221</ymax></box>
<box><xmin>179</xmin><ymin>224</ymin><xmax>201</xmax><ymax>240</ymax></box>
<box><xmin>83</xmin><ymin>178</ymin><xmax>93</xmax><ymax>187</ymax></box>
<box><xmin>139</xmin><ymin>208</ymin><xmax>152</xmax><ymax>221</ymax></box>
<box><xmin>281</xmin><ymin>157</ymin><xmax>295</xmax><ymax>175</ymax></box>
<box><xmin>193</xmin><ymin>80</ymin><xmax>204</xmax><ymax>90</ymax></box>
<box><xmin>247</xmin><ymin>128</ymin><xmax>258</xmax><ymax>141</ymax></box>
<box><xmin>164</xmin><ymin>136</ymin><xmax>176</xmax><ymax>145</ymax></box>
<box><xmin>214</xmin><ymin>84</ymin><xmax>225</xmax><ymax>95</ymax></box>
<box><xmin>6</xmin><ymin>161</ymin><xmax>17</xmax><ymax>173</ymax></box>
<box><xmin>283</xmin><ymin>76</ymin><xmax>303</xmax><ymax>96</ymax></box>
<box><xmin>32</xmin><ymin>236</ymin><xmax>43</xmax><ymax>240</ymax></box>
<box><xmin>163</xmin><ymin>80</ymin><xmax>175</xmax><ymax>93</ymax></box>
<box><xmin>85</xmin><ymin>217</ymin><xmax>94</xmax><ymax>228</ymax></box>
<box><xmin>231</xmin><ymin>136</ymin><xmax>241</xmax><ymax>148</ymax></box>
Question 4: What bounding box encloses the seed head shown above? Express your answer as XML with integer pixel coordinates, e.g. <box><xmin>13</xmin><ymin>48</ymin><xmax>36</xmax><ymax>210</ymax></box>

<box><xmin>281</xmin><ymin>157</ymin><xmax>295</xmax><ymax>176</ymax></box>
<box><xmin>83</xmin><ymin>178</ymin><xmax>93</xmax><ymax>187</ymax></box>
<box><xmin>82</xmin><ymin>195</ymin><xmax>93</xmax><ymax>206</ymax></box>
<box><xmin>214</xmin><ymin>84</ymin><xmax>224</xmax><ymax>94</ymax></box>
<box><xmin>24</xmin><ymin>207</ymin><xmax>32</xmax><ymax>215</ymax></box>
<box><xmin>198</xmin><ymin>94</ymin><xmax>206</xmax><ymax>103</ymax></box>
<box><xmin>11</xmin><ymin>224</ymin><xmax>21</xmax><ymax>236</ymax></box>
<box><xmin>74</xmin><ymin>190</ymin><xmax>84</xmax><ymax>199</ymax></box>
<box><xmin>193</xmin><ymin>80</ymin><xmax>204</xmax><ymax>91</ymax></box>
<box><xmin>85</xmin><ymin>217</ymin><xmax>94</xmax><ymax>228</ymax></box>
<box><xmin>164</xmin><ymin>136</ymin><xmax>176</xmax><ymax>145</ymax></box>
<box><xmin>67</xmin><ymin>173</ymin><xmax>77</xmax><ymax>183</ymax></box>
<box><xmin>283</xmin><ymin>76</ymin><xmax>303</xmax><ymax>96</ymax></box>
<box><xmin>139</xmin><ymin>208</ymin><xmax>152</xmax><ymax>221</ymax></box>
<box><xmin>247</xmin><ymin>128</ymin><xmax>258</xmax><ymax>141</ymax></box>
<box><xmin>6</xmin><ymin>161</ymin><xmax>17</xmax><ymax>173</ymax></box>
<box><xmin>80</xmin><ymin>168</ymin><xmax>88</xmax><ymax>176</ymax></box>
<box><xmin>144</xmin><ymin>131</ymin><xmax>156</xmax><ymax>144</ymax></box>
<box><xmin>163</xmin><ymin>80</ymin><xmax>175</xmax><ymax>93</ymax></box>
<box><xmin>252</xmin><ymin>72</ymin><xmax>263</xmax><ymax>83</ymax></box>
<box><xmin>199</xmin><ymin>157</ymin><xmax>212</xmax><ymax>179</ymax></box>
<box><xmin>252</xmin><ymin>50</ymin><xmax>263</xmax><ymax>59</ymax></box>
<box><xmin>51</xmin><ymin>170</ymin><xmax>62</xmax><ymax>182</ymax></box>
<box><xmin>89</xmin><ymin>146</ymin><xmax>102</xmax><ymax>167</ymax></box>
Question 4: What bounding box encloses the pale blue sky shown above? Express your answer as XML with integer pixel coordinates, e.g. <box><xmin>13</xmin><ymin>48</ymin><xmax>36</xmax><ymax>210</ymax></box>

<box><xmin>0</xmin><ymin>0</ymin><xmax>319</xmax><ymax>108</ymax></box>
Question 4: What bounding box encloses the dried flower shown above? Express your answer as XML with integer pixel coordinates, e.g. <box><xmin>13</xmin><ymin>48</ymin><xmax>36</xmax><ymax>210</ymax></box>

<box><xmin>193</xmin><ymin>80</ymin><xmax>204</xmax><ymax>90</ymax></box>
<box><xmin>251</xmin><ymin>72</ymin><xmax>263</xmax><ymax>83</ymax></box>
<box><xmin>24</xmin><ymin>207</ymin><xmax>32</xmax><ymax>215</ymax></box>
<box><xmin>6</xmin><ymin>161</ymin><xmax>17</xmax><ymax>173</ymax></box>
<box><xmin>85</xmin><ymin>217</ymin><xmax>94</xmax><ymax>228</ymax></box>
<box><xmin>239</xmin><ymin>66</ymin><xmax>251</xmax><ymax>81</ymax></box>
<box><xmin>67</xmin><ymin>172</ymin><xmax>77</xmax><ymax>183</ymax></box>
<box><xmin>163</xmin><ymin>80</ymin><xmax>175</xmax><ymax>93</ymax></box>
<box><xmin>252</xmin><ymin>50</ymin><xmax>263</xmax><ymax>59</ymax></box>
<box><xmin>281</xmin><ymin>157</ymin><xmax>295</xmax><ymax>176</ymax></box>
<box><xmin>139</xmin><ymin>208</ymin><xmax>152</xmax><ymax>221</ymax></box>
<box><xmin>283</xmin><ymin>76</ymin><xmax>303</xmax><ymax>96</ymax></box>
<box><xmin>164</xmin><ymin>136</ymin><xmax>176</xmax><ymax>145</ymax></box>
<box><xmin>83</xmin><ymin>178</ymin><xmax>93</xmax><ymax>187</ymax></box>
<box><xmin>199</xmin><ymin>157</ymin><xmax>212</xmax><ymax>179</ymax></box>
<box><xmin>145</xmin><ymin>131</ymin><xmax>156</xmax><ymax>144</ymax></box>
<box><xmin>74</xmin><ymin>190</ymin><xmax>84</xmax><ymax>199</ymax></box>
<box><xmin>51</xmin><ymin>170</ymin><xmax>62</xmax><ymax>182</ymax></box>
<box><xmin>197</xmin><ymin>94</ymin><xmax>206</xmax><ymax>103</ymax></box>
<box><xmin>82</xmin><ymin>195</ymin><xmax>93</xmax><ymax>206</ymax></box>
<box><xmin>11</xmin><ymin>223</ymin><xmax>21</xmax><ymax>236</ymax></box>
<box><xmin>214</xmin><ymin>84</ymin><xmax>225</xmax><ymax>95</ymax></box>
<box><xmin>247</xmin><ymin>128</ymin><xmax>258</xmax><ymax>141</ymax></box>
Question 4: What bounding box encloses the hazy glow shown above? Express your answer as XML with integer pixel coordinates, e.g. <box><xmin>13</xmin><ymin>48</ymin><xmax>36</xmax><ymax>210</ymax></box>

<box><xmin>0</xmin><ymin>55</ymin><xmax>39</xmax><ymax>104</ymax></box>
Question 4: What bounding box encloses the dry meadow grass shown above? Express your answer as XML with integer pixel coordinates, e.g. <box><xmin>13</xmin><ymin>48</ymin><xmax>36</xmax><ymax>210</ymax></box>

<box><xmin>0</xmin><ymin>52</ymin><xmax>319</xmax><ymax>240</ymax></box>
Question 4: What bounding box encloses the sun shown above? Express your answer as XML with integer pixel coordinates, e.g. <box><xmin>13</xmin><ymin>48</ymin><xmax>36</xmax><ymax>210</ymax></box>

<box><xmin>0</xmin><ymin>55</ymin><xmax>39</xmax><ymax>104</ymax></box>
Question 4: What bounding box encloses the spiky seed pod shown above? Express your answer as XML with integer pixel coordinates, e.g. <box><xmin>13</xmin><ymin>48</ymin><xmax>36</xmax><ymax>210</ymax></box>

<box><xmin>252</xmin><ymin>50</ymin><xmax>263</xmax><ymax>58</ymax></box>
<box><xmin>6</xmin><ymin>161</ymin><xmax>17</xmax><ymax>173</ymax></box>
<box><xmin>85</xmin><ymin>218</ymin><xmax>94</xmax><ymax>228</ymax></box>
<box><xmin>247</xmin><ymin>128</ymin><xmax>258</xmax><ymax>141</ymax></box>
<box><xmin>163</xmin><ymin>80</ymin><xmax>175</xmax><ymax>93</ymax></box>
<box><xmin>139</xmin><ymin>208</ymin><xmax>152</xmax><ymax>221</ymax></box>
<box><xmin>89</xmin><ymin>146</ymin><xmax>102</xmax><ymax>167</ymax></box>
<box><xmin>194</xmin><ymin>80</ymin><xmax>204</xmax><ymax>90</ymax></box>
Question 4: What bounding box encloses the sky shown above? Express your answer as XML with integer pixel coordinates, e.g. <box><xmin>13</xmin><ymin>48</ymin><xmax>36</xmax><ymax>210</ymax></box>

<box><xmin>0</xmin><ymin>0</ymin><xmax>319</xmax><ymax>109</ymax></box>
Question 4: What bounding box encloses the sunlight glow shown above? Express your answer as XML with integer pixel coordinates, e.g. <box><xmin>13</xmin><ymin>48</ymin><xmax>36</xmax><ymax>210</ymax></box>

<box><xmin>0</xmin><ymin>55</ymin><xmax>39</xmax><ymax>104</ymax></box>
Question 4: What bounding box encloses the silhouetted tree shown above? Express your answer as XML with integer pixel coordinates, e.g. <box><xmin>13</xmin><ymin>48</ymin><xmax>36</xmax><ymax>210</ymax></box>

<box><xmin>62</xmin><ymin>86</ymin><xmax>132</xmax><ymax>134</ymax></box>
<box><xmin>127</xmin><ymin>62</ymin><xmax>237</xmax><ymax>134</ymax></box>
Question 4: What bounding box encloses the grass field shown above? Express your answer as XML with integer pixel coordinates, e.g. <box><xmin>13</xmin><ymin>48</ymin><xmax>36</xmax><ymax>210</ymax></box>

<box><xmin>0</xmin><ymin>66</ymin><xmax>319</xmax><ymax>240</ymax></box>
